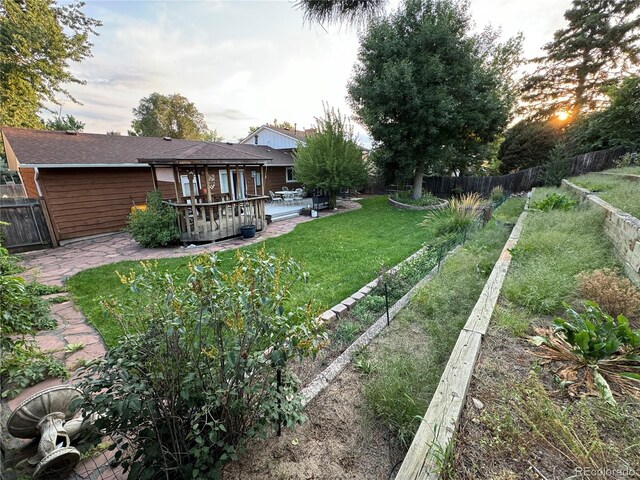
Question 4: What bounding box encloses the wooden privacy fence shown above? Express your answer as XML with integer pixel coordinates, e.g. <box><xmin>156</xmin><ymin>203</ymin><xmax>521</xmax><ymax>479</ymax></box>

<box><xmin>0</xmin><ymin>198</ymin><xmax>53</xmax><ymax>252</ymax></box>
<box><xmin>424</xmin><ymin>145</ymin><xmax>630</xmax><ymax>197</ymax></box>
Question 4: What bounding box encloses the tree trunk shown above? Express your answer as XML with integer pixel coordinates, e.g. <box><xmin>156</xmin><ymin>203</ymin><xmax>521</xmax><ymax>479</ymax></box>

<box><xmin>328</xmin><ymin>190</ymin><xmax>338</xmax><ymax>209</ymax></box>
<box><xmin>411</xmin><ymin>163</ymin><xmax>424</xmax><ymax>200</ymax></box>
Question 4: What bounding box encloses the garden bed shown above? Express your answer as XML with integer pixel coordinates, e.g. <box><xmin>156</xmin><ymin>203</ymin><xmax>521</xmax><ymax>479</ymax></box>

<box><xmin>223</xmin><ymin>197</ymin><xmax>526</xmax><ymax>479</ymax></box>
<box><xmin>569</xmin><ymin>171</ymin><xmax>640</xmax><ymax>218</ymax></box>
<box><xmin>451</xmin><ymin>187</ymin><xmax>640</xmax><ymax>479</ymax></box>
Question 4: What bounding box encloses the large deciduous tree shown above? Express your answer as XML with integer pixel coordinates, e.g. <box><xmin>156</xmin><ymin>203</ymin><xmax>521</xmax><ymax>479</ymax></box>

<box><xmin>0</xmin><ymin>0</ymin><xmax>101</xmax><ymax>129</ymax></box>
<box><xmin>522</xmin><ymin>0</ymin><xmax>640</xmax><ymax>119</ymax></box>
<box><xmin>130</xmin><ymin>92</ymin><xmax>213</xmax><ymax>140</ymax></box>
<box><xmin>294</xmin><ymin>105</ymin><xmax>368</xmax><ymax>209</ymax></box>
<box><xmin>567</xmin><ymin>75</ymin><xmax>640</xmax><ymax>153</ymax></box>
<box><xmin>349</xmin><ymin>0</ymin><xmax>520</xmax><ymax>199</ymax></box>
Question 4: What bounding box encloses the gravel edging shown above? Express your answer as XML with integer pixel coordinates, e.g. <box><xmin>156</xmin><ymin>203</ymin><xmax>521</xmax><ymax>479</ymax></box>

<box><xmin>301</xmin><ymin>245</ymin><xmax>460</xmax><ymax>407</ymax></box>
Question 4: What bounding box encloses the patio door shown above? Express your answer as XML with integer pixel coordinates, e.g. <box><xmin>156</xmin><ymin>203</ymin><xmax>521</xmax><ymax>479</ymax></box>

<box><xmin>219</xmin><ymin>169</ymin><xmax>246</xmax><ymax>200</ymax></box>
<box><xmin>231</xmin><ymin>170</ymin><xmax>246</xmax><ymax>200</ymax></box>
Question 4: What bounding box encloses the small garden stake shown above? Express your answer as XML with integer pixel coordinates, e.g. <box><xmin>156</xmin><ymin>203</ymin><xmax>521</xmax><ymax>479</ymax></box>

<box><xmin>277</xmin><ymin>368</ymin><xmax>282</xmax><ymax>437</ymax></box>
<box><xmin>384</xmin><ymin>283</ymin><xmax>390</xmax><ymax>327</ymax></box>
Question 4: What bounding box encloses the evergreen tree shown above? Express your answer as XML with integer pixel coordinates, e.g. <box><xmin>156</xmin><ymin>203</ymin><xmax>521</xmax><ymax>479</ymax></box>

<box><xmin>522</xmin><ymin>0</ymin><xmax>640</xmax><ymax>119</ymax></box>
<box><xmin>130</xmin><ymin>93</ymin><xmax>211</xmax><ymax>140</ymax></box>
<box><xmin>0</xmin><ymin>0</ymin><xmax>101</xmax><ymax>128</ymax></box>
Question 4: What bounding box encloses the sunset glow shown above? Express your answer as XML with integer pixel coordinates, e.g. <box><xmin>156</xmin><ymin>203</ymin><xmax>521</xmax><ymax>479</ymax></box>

<box><xmin>556</xmin><ymin>110</ymin><xmax>571</xmax><ymax>121</ymax></box>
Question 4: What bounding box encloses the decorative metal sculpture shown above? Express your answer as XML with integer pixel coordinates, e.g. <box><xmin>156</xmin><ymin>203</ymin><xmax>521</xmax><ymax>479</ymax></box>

<box><xmin>7</xmin><ymin>385</ymin><xmax>88</xmax><ymax>479</ymax></box>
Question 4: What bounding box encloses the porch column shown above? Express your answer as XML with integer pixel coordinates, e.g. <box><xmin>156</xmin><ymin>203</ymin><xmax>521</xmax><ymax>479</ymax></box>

<box><xmin>172</xmin><ymin>165</ymin><xmax>181</xmax><ymax>201</ymax></box>
<box><xmin>234</xmin><ymin>165</ymin><xmax>241</xmax><ymax>201</ymax></box>
<box><xmin>226</xmin><ymin>165</ymin><xmax>232</xmax><ymax>200</ymax></box>
<box><xmin>188</xmin><ymin>171</ymin><xmax>198</xmax><ymax>235</ymax></box>
<box><xmin>260</xmin><ymin>164</ymin><xmax>265</xmax><ymax>196</ymax></box>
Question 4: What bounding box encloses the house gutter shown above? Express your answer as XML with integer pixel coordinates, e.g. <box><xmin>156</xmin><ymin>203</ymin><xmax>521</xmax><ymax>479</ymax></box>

<box><xmin>34</xmin><ymin>167</ymin><xmax>43</xmax><ymax>197</ymax></box>
<box><xmin>18</xmin><ymin>163</ymin><xmax>150</xmax><ymax>168</ymax></box>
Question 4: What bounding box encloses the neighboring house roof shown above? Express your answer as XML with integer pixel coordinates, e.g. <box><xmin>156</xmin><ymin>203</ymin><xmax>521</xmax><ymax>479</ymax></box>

<box><xmin>232</xmin><ymin>144</ymin><xmax>295</xmax><ymax>166</ymax></box>
<box><xmin>139</xmin><ymin>142</ymin><xmax>269</xmax><ymax>165</ymax></box>
<box><xmin>1</xmin><ymin>127</ymin><xmax>201</xmax><ymax>168</ymax></box>
<box><xmin>239</xmin><ymin>125</ymin><xmax>312</xmax><ymax>146</ymax></box>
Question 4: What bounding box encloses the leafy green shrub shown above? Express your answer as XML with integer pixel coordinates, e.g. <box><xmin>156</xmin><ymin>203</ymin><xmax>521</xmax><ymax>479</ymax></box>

<box><xmin>532</xmin><ymin>192</ymin><xmax>577</xmax><ymax>211</ymax></box>
<box><xmin>0</xmin><ymin>340</ymin><xmax>68</xmax><ymax>398</ymax></box>
<box><xmin>613</xmin><ymin>152</ymin><xmax>632</xmax><ymax>169</ymax></box>
<box><xmin>554</xmin><ymin>302</ymin><xmax>639</xmax><ymax>362</ymax></box>
<box><xmin>0</xmin><ymin>237</ymin><xmax>20</xmax><ymax>275</ymax></box>
<box><xmin>78</xmin><ymin>250</ymin><xmax>327</xmax><ymax>479</ymax></box>
<box><xmin>0</xmin><ymin>275</ymin><xmax>55</xmax><ymax>350</ymax></box>
<box><xmin>0</xmin><ymin>240</ymin><xmax>66</xmax><ymax>397</ymax></box>
<box><xmin>126</xmin><ymin>190</ymin><xmax>180</xmax><ymax>247</ymax></box>
<box><xmin>392</xmin><ymin>191</ymin><xmax>442</xmax><ymax>207</ymax></box>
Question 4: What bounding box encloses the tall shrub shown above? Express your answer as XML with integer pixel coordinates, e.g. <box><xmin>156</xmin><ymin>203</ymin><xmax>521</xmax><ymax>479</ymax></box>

<box><xmin>126</xmin><ymin>190</ymin><xmax>180</xmax><ymax>247</ymax></box>
<box><xmin>78</xmin><ymin>250</ymin><xmax>327</xmax><ymax>479</ymax></box>
<box><xmin>294</xmin><ymin>104</ymin><xmax>368</xmax><ymax>209</ymax></box>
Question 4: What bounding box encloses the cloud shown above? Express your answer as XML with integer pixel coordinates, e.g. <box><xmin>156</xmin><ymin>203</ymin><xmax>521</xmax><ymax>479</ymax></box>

<box><xmin>46</xmin><ymin>0</ymin><xmax>574</xmax><ymax>141</ymax></box>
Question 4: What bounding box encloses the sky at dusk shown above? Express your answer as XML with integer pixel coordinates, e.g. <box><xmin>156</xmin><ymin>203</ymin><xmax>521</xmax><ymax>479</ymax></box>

<box><xmin>48</xmin><ymin>0</ymin><xmax>573</xmax><ymax>145</ymax></box>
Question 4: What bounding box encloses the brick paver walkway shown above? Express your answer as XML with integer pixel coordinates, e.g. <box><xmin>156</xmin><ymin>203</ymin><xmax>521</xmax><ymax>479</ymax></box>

<box><xmin>3</xmin><ymin>202</ymin><xmax>361</xmax><ymax>479</ymax></box>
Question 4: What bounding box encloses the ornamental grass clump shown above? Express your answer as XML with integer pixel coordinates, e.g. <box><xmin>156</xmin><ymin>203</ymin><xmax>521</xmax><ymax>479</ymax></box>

<box><xmin>530</xmin><ymin>302</ymin><xmax>640</xmax><ymax>405</ymax></box>
<box><xmin>422</xmin><ymin>192</ymin><xmax>485</xmax><ymax>237</ymax></box>
<box><xmin>77</xmin><ymin>249</ymin><xmax>327</xmax><ymax>480</ymax></box>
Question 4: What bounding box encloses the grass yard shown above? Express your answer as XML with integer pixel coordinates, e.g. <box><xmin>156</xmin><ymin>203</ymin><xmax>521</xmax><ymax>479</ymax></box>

<box><xmin>569</xmin><ymin>171</ymin><xmax>640</xmax><ymax>218</ymax></box>
<box><xmin>67</xmin><ymin>196</ymin><xmax>438</xmax><ymax>347</ymax></box>
<box><xmin>358</xmin><ymin>196</ymin><xmax>526</xmax><ymax>447</ymax></box>
<box><xmin>453</xmin><ymin>187</ymin><xmax>640</xmax><ymax>478</ymax></box>
<box><xmin>603</xmin><ymin>165</ymin><xmax>640</xmax><ymax>175</ymax></box>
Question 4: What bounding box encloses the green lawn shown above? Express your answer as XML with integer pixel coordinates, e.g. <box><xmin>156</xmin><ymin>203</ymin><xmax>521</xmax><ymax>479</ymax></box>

<box><xmin>67</xmin><ymin>196</ymin><xmax>438</xmax><ymax>347</ymax></box>
<box><xmin>603</xmin><ymin>165</ymin><xmax>640</xmax><ymax>175</ymax></box>
<box><xmin>569</xmin><ymin>172</ymin><xmax>640</xmax><ymax>218</ymax></box>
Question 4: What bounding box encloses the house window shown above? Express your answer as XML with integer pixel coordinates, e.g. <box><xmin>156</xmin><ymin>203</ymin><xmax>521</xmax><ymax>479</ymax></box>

<box><xmin>219</xmin><ymin>171</ymin><xmax>229</xmax><ymax>194</ymax></box>
<box><xmin>252</xmin><ymin>171</ymin><xmax>261</xmax><ymax>187</ymax></box>
<box><xmin>286</xmin><ymin>167</ymin><xmax>296</xmax><ymax>183</ymax></box>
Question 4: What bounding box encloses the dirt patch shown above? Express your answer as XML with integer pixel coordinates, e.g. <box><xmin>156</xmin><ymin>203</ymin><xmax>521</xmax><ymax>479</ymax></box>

<box><xmin>225</xmin><ymin>366</ymin><xmax>404</xmax><ymax>479</ymax></box>
<box><xmin>452</xmin><ymin>316</ymin><xmax>640</xmax><ymax>479</ymax></box>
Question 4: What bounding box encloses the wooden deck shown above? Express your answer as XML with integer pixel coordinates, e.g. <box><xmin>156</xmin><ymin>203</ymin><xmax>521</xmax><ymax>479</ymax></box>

<box><xmin>167</xmin><ymin>196</ymin><xmax>268</xmax><ymax>243</ymax></box>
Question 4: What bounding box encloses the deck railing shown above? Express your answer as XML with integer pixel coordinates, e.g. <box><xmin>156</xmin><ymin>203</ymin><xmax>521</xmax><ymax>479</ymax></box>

<box><xmin>165</xmin><ymin>195</ymin><xmax>268</xmax><ymax>243</ymax></box>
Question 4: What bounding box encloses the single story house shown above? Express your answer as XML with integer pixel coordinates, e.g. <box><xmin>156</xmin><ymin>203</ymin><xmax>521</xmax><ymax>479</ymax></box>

<box><xmin>1</xmin><ymin>127</ymin><xmax>304</xmax><ymax>244</ymax></box>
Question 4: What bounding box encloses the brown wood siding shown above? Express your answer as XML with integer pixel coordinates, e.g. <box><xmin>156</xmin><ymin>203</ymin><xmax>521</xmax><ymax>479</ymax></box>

<box><xmin>38</xmin><ymin>167</ymin><xmax>161</xmax><ymax>241</ymax></box>
<box><xmin>265</xmin><ymin>166</ymin><xmax>302</xmax><ymax>193</ymax></box>
<box><xmin>18</xmin><ymin>167</ymin><xmax>39</xmax><ymax>198</ymax></box>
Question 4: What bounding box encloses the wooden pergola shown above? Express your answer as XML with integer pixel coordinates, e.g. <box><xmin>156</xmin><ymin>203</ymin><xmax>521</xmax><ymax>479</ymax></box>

<box><xmin>139</xmin><ymin>143</ymin><xmax>270</xmax><ymax>243</ymax></box>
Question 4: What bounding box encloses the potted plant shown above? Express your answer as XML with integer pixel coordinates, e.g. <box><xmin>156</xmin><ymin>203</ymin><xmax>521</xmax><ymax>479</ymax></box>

<box><xmin>240</xmin><ymin>203</ymin><xmax>257</xmax><ymax>239</ymax></box>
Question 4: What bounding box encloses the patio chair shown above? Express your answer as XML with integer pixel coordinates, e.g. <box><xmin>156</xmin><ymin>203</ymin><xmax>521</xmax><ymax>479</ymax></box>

<box><xmin>283</xmin><ymin>191</ymin><xmax>294</xmax><ymax>206</ymax></box>
<box><xmin>269</xmin><ymin>191</ymin><xmax>283</xmax><ymax>204</ymax></box>
<box><xmin>293</xmin><ymin>188</ymin><xmax>304</xmax><ymax>205</ymax></box>
<box><xmin>281</xmin><ymin>186</ymin><xmax>289</xmax><ymax>191</ymax></box>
